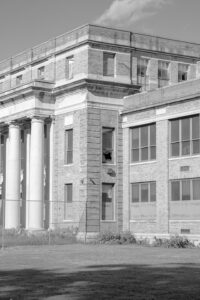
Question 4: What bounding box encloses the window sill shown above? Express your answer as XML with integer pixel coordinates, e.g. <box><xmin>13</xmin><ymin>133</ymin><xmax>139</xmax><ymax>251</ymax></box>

<box><xmin>130</xmin><ymin>160</ymin><xmax>156</xmax><ymax>166</ymax></box>
<box><xmin>63</xmin><ymin>220</ymin><xmax>73</xmax><ymax>222</ymax></box>
<box><xmin>64</xmin><ymin>163</ymin><xmax>74</xmax><ymax>167</ymax></box>
<box><xmin>169</xmin><ymin>155</ymin><xmax>200</xmax><ymax>161</ymax></box>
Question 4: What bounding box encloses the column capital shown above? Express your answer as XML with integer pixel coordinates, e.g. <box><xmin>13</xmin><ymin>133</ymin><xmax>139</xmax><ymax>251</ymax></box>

<box><xmin>6</xmin><ymin>120</ymin><xmax>21</xmax><ymax>128</ymax></box>
<box><xmin>28</xmin><ymin>115</ymin><xmax>45</xmax><ymax>123</ymax></box>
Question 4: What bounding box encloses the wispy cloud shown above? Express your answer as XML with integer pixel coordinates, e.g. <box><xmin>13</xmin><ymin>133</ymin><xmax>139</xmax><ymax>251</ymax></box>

<box><xmin>95</xmin><ymin>0</ymin><xmax>168</xmax><ymax>28</ymax></box>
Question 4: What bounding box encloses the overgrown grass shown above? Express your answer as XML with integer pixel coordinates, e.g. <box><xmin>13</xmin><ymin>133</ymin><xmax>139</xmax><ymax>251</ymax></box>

<box><xmin>0</xmin><ymin>227</ymin><xmax>78</xmax><ymax>248</ymax></box>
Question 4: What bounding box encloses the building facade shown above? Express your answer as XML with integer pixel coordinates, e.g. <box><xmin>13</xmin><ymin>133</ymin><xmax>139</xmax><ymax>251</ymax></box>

<box><xmin>0</xmin><ymin>24</ymin><xmax>200</xmax><ymax>239</ymax></box>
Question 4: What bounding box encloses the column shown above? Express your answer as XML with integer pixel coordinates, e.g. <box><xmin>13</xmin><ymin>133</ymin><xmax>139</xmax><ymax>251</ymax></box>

<box><xmin>5</xmin><ymin>122</ymin><xmax>21</xmax><ymax>228</ymax></box>
<box><xmin>28</xmin><ymin>117</ymin><xmax>44</xmax><ymax>229</ymax></box>
<box><xmin>25</xmin><ymin>128</ymin><xmax>31</xmax><ymax>229</ymax></box>
<box><xmin>49</xmin><ymin>118</ymin><xmax>55</xmax><ymax>229</ymax></box>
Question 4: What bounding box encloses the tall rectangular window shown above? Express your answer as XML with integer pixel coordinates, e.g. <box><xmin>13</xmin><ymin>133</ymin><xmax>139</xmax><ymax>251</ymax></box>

<box><xmin>171</xmin><ymin>178</ymin><xmax>200</xmax><ymax>201</ymax></box>
<box><xmin>16</xmin><ymin>74</ymin><xmax>23</xmax><ymax>85</ymax></box>
<box><xmin>158</xmin><ymin>61</ymin><xmax>169</xmax><ymax>87</ymax></box>
<box><xmin>137</xmin><ymin>58</ymin><xmax>149</xmax><ymax>90</ymax></box>
<box><xmin>131</xmin><ymin>182</ymin><xmax>156</xmax><ymax>203</ymax></box>
<box><xmin>102</xmin><ymin>183</ymin><xmax>114</xmax><ymax>220</ymax></box>
<box><xmin>170</xmin><ymin>115</ymin><xmax>200</xmax><ymax>157</ymax></box>
<box><xmin>38</xmin><ymin>66</ymin><xmax>45</xmax><ymax>79</ymax></box>
<box><xmin>64</xmin><ymin>129</ymin><xmax>73</xmax><ymax>164</ymax></box>
<box><xmin>66</xmin><ymin>56</ymin><xmax>74</xmax><ymax>79</ymax></box>
<box><xmin>102</xmin><ymin>128</ymin><xmax>114</xmax><ymax>163</ymax></box>
<box><xmin>131</xmin><ymin>123</ymin><xmax>156</xmax><ymax>162</ymax></box>
<box><xmin>178</xmin><ymin>63</ymin><xmax>188</xmax><ymax>82</ymax></box>
<box><xmin>103</xmin><ymin>53</ymin><xmax>115</xmax><ymax>77</ymax></box>
<box><xmin>64</xmin><ymin>184</ymin><xmax>73</xmax><ymax>220</ymax></box>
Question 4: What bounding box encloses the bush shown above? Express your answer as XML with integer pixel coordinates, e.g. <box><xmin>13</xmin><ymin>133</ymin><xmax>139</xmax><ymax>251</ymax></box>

<box><xmin>153</xmin><ymin>236</ymin><xmax>194</xmax><ymax>248</ymax></box>
<box><xmin>97</xmin><ymin>231</ymin><xmax>136</xmax><ymax>245</ymax></box>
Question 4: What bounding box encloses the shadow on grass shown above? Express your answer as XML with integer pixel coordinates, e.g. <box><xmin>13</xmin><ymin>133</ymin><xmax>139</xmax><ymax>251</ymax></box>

<box><xmin>0</xmin><ymin>263</ymin><xmax>200</xmax><ymax>299</ymax></box>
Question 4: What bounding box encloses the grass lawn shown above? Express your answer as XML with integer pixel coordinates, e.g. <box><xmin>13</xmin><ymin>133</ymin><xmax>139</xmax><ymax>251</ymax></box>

<box><xmin>0</xmin><ymin>244</ymin><xmax>200</xmax><ymax>299</ymax></box>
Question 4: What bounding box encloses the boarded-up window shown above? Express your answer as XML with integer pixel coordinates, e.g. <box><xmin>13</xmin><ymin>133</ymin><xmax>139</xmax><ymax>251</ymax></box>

<box><xmin>65</xmin><ymin>56</ymin><xmax>74</xmax><ymax>79</ymax></box>
<box><xmin>102</xmin><ymin>183</ymin><xmax>114</xmax><ymax>220</ymax></box>
<box><xmin>64</xmin><ymin>184</ymin><xmax>73</xmax><ymax>220</ymax></box>
<box><xmin>103</xmin><ymin>53</ymin><xmax>115</xmax><ymax>77</ymax></box>
<box><xmin>102</xmin><ymin>128</ymin><xmax>114</xmax><ymax>163</ymax></box>
<box><xmin>64</xmin><ymin>129</ymin><xmax>73</xmax><ymax>164</ymax></box>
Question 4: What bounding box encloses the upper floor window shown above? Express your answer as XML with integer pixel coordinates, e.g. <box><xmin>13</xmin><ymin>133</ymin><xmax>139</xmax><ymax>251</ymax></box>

<box><xmin>16</xmin><ymin>74</ymin><xmax>23</xmax><ymax>85</ymax></box>
<box><xmin>170</xmin><ymin>115</ymin><xmax>200</xmax><ymax>157</ymax></box>
<box><xmin>131</xmin><ymin>123</ymin><xmax>156</xmax><ymax>163</ymax></box>
<box><xmin>178</xmin><ymin>63</ymin><xmax>188</xmax><ymax>82</ymax></box>
<box><xmin>103</xmin><ymin>53</ymin><xmax>115</xmax><ymax>77</ymax></box>
<box><xmin>38</xmin><ymin>66</ymin><xmax>45</xmax><ymax>80</ymax></box>
<box><xmin>64</xmin><ymin>129</ymin><xmax>73</xmax><ymax>164</ymax></box>
<box><xmin>158</xmin><ymin>61</ymin><xmax>169</xmax><ymax>87</ymax></box>
<box><xmin>171</xmin><ymin>178</ymin><xmax>200</xmax><ymax>201</ymax></box>
<box><xmin>131</xmin><ymin>181</ymin><xmax>156</xmax><ymax>203</ymax></box>
<box><xmin>137</xmin><ymin>58</ymin><xmax>149</xmax><ymax>90</ymax></box>
<box><xmin>102</xmin><ymin>127</ymin><xmax>114</xmax><ymax>163</ymax></box>
<box><xmin>65</xmin><ymin>56</ymin><xmax>74</xmax><ymax>80</ymax></box>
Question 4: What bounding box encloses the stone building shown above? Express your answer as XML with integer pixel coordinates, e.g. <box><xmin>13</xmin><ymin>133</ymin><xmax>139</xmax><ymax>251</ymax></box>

<box><xmin>0</xmin><ymin>24</ymin><xmax>200</xmax><ymax>239</ymax></box>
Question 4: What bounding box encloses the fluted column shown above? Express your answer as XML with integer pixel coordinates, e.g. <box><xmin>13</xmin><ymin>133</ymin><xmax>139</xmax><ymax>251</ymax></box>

<box><xmin>5</xmin><ymin>122</ymin><xmax>21</xmax><ymax>228</ymax></box>
<box><xmin>28</xmin><ymin>117</ymin><xmax>44</xmax><ymax>229</ymax></box>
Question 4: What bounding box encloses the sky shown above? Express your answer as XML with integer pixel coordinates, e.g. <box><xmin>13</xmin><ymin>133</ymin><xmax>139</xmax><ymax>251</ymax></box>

<box><xmin>0</xmin><ymin>0</ymin><xmax>200</xmax><ymax>61</ymax></box>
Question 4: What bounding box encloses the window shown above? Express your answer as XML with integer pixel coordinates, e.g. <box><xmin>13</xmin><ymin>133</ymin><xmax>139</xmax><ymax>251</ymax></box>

<box><xmin>64</xmin><ymin>129</ymin><xmax>73</xmax><ymax>164</ymax></box>
<box><xmin>131</xmin><ymin>123</ymin><xmax>156</xmax><ymax>162</ymax></box>
<box><xmin>16</xmin><ymin>75</ymin><xmax>22</xmax><ymax>85</ymax></box>
<box><xmin>171</xmin><ymin>178</ymin><xmax>200</xmax><ymax>201</ymax></box>
<box><xmin>38</xmin><ymin>66</ymin><xmax>45</xmax><ymax>79</ymax></box>
<box><xmin>102</xmin><ymin>183</ymin><xmax>114</xmax><ymax>220</ymax></box>
<box><xmin>178</xmin><ymin>63</ymin><xmax>188</xmax><ymax>82</ymax></box>
<box><xmin>137</xmin><ymin>58</ymin><xmax>149</xmax><ymax>90</ymax></box>
<box><xmin>131</xmin><ymin>182</ymin><xmax>156</xmax><ymax>203</ymax></box>
<box><xmin>103</xmin><ymin>53</ymin><xmax>115</xmax><ymax>77</ymax></box>
<box><xmin>102</xmin><ymin>128</ymin><xmax>114</xmax><ymax>163</ymax></box>
<box><xmin>170</xmin><ymin>115</ymin><xmax>200</xmax><ymax>157</ymax></box>
<box><xmin>64</xmin><ymin>184</ymin><xmax>73</xmax><ymax>219</ymax></box>
<box><xmin>65</xmin><ymin>56</ymin><xmax>74</xmax><ymax>79</ymax></box>
<box><xmin>158</xmin><ymin>60</ymin><xmax>169</xmax><ymax>87</ymax></box>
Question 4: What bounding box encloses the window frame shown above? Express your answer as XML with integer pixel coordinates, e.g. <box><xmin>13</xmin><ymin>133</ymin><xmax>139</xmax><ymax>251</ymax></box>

<box><xmin>37</xmin><ymin>66</ymin><xmax>45</xmax><ymax>80</ymax></box>
<box><xmin>16</xmin><ymin>74</ymin><xmax>23</xmax><ymax>85</ymax></box>
<box><xmin>101</xmin><ymin>183</ymin><xmax>115</xmax><ymax>221</ymax></box>
<box><xmin>64</xmin><ymin>129</ymin><xmax>73</xmax><ymax>165</ymax></box>
<box><xmin>158</xmin><ymin>60</ymin><xmax>170</xmax><ymax>88</ymax></box>
<box><xmin>64</xmin><ymin>183</ymin><xmax>73</xmax><ymax>220</ymax></box>
<box><xmin>131</xmin><ymin>181</ymin><xmax>156</xmax><ymax>203</ymax></box>
<box><xmin>137</xmin><ymin>57</ymin><xmax>149</xmax><ymax>90</ymax></box>
<box><xmin>103</xmin><ymin>52</ymin><xmax>116</xmax><ymax>77</ymax></box>
<box><xmin>102</xmin><ymin>127</ymin><xmax>115</xmax><ymax>164</ymax></box>
<box><xmin>170</xmin><ymin>178</ymin><xmax>200</xmax><ymax>201</ymax></box>
<box><xmin>170</xmin><ymin>115</ymin><xmax>200</xmax><ymax>158</ymax></box>
<box><xmin>178</xmin><ymin>63</ymin><xmax>189</xmax><ymax>82</ymax></box>
<box><xmin>65</xmin><ymin>56</ymin><xmax>74</xmax><ymax>80</ymax></box>
<box><xmin>130</xmin><ymin>123</ymin><xmax>156</xmax><ymax>163</ymax></box>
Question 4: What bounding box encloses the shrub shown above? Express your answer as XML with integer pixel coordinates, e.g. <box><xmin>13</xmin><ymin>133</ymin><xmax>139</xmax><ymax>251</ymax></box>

<box><xmin>153</xmin><ymin>236</ymin><xmax>194</xmax><ymax>248</ymax></box>
<box><xmin>97</xmin><ymin>231</ymin><xmax>136</xmax><ymax>245</ymax></box>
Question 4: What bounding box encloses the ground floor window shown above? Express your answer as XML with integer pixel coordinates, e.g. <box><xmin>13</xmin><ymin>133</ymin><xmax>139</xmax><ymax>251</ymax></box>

<box><xmin>102</xmin><ymin>183</ymin><xmax>114</xmax><ymax>220</ymax></box>
<box><xmin>131</xmin><ymin>182</ymin><xmax>156</xmax><ymax>203</ymax></box>
<box><xmin>171</xmin><ymin>178</ymin><xmax>200</xmax><ymax>201</ymax></box>
<box><xmin>64</xmin><ymin>184</ymin><xmax>73</xmax><ymax>220</ymax></box>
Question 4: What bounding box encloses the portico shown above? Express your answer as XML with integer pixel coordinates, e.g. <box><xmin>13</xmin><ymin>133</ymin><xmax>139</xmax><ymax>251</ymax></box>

<box><xmin>0</xmin><ymin>115</ymin><xmax>52</xmax><ymax>230</ymax></box>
